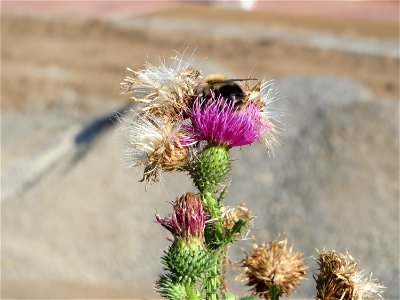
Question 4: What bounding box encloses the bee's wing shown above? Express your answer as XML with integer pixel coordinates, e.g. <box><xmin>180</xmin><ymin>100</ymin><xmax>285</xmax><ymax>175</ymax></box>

<box><xmin>208</xmin><ymin>78</ymin><xmax>258</xmax><ymax>84</ymax></box>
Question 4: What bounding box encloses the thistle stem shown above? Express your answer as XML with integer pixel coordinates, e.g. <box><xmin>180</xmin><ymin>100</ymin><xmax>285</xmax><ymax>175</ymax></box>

<box><xmin>270</xmin><ymin>285</ymin><xmax>279</xmax><ymax>300</ymax></box>
<box><xmin>204</xmin><ymin>191</ymin><xmax>223</xmax><ymax>229</ymax></box>
<box><xmin>185</xmin><ymin>283</ymin><xmax>200</xmax><ymax>300</ymax></box>
<box><xmin>206</xmin><ymin>251</ymin><xmax>223</xmax><ymax>300</ymax></box>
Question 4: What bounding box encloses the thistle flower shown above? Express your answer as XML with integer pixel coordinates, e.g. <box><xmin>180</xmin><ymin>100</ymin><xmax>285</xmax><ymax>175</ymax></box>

<box><xmin>121</xmin><ymin>50</ymin><xmax>202</xmax><ymax>121</ymax></box>
<box><xmin>314</xmin><ymin>250</ymin><xmax>385</xmax><ymax>300</ymax></box>
<box><xmin>238</xmin><ymin>239</ymin><xmax>306</xmax><ymax>299</ymax></box>
<box><xmin>119</xmin><ymin>110</ymin><xmax>188</xmax><ymax>182</ymax></box>
<box><xmin>182</xmin><ymin>95</ymin><xmax>268</xmax><ymax>148</ymax></box>
<box><xmin>156</xmin><ymin>192</ymin><xmax>210</xmax><ymax>240</ymax></box>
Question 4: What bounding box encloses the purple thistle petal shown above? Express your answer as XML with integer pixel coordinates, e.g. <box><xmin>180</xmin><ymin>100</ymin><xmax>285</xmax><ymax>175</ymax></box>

<box><xmin>181</xmin><ymin>96</ymin><xmax>269</xmax><ymax>148</ymax></box>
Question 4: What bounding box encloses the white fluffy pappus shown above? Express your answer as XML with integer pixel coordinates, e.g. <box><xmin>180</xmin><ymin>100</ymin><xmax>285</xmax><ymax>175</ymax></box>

<box><xmin>118</xmin><ymin>110</ymin><xmax>166</xmax><ymax>167</ymax></box>
<box><xmin>118</xmin><ymin>109</ymin><xmax>189</xmax><ymax>182</ymax></box>
<box><xmin>260</xmin><ymin>80</ymin><xmax>285</xmax><ymax>155</ymax></box>
<box><xmin>351</xmin><ymin>270</ymin><xmax>386</xmax><ymax>300</ymax></box>
<box><xmin>121</xmin><ymin>49</ymin><xmax>202</xmax><ymax>120</ymax></box>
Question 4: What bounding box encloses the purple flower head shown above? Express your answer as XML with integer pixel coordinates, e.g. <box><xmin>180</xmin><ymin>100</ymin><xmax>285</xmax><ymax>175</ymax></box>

<box><xmin>181</xmin><ymin>95</ymin><xmax>269</xmax><ymax>148</ymax></box>
<box><xmin>156</xmin><ymin>193</ymin><xmax>210</xmax><ymax>239</ymax></box>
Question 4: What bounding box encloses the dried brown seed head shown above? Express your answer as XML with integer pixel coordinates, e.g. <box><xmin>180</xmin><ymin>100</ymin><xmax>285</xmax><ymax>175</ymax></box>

<box><xmin>141</xmin><ymin>122</ymin><xmax>189</xmax><ymax>182</ymax></box>
<box><xmin>238</xmin><ymin>239</ymin><xmax>306</xmax><ymax>299</ymax></box>
<box><xmin>315</xmin><ymin>250</ymin><xmax>385</xmax><ymax>300</ymax></box>
<box><xmin>119</xmin><ymin>111</ymin><xmax>190</xmax><ymax>183</ymax></box>
<box><xmin>121</xmin><ymin>51</ymin><xmax>203</xmax><ymax>121</ymax></box>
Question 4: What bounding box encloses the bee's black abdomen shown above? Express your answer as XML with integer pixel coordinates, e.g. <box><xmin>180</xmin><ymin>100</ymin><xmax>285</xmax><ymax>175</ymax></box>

<box><xmin>218</xmin><ymin>83</ymin><xmax>245</xmax><ymax>103</ymax></box>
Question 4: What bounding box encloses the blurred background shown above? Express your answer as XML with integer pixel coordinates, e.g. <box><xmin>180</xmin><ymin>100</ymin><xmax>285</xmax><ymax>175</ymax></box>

<box><xmin>1</xmin><ymin>1</ymin><xmax>399</xmax><ymax>299</ymax></box>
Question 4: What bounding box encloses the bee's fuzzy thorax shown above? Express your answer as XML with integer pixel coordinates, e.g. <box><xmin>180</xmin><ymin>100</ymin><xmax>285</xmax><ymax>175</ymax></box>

<box><xmin>204</xmin><ymin>73</ymin><xmax>227</xmax><ymax>84</ymax></box>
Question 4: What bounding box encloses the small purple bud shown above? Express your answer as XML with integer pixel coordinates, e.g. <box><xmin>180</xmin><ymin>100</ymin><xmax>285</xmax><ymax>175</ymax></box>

<box><xmin>156</xmin><ymin>193</ymin><xmax>209</xmax><ymax>239</ymax></box>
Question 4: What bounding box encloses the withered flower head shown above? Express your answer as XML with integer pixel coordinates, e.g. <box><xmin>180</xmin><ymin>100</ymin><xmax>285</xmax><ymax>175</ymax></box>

<box><xmin>238</xmin><ymin>239</ymin><xmax>306</xmax><ymax>299</ymax></box>
<box><xmin>315</xmin><ymin>250</ymin><xmax>385</xmax><ymax>300</ymax></box>
<box><xmin>121</xmin><ymin>50</ymin><xmax>202</xmax><ymax>121</ymax></box>
<box><xmin>221</xmin><ymin>204</ymin><xmax>253</xmax><ymax>231</ymax></box>
<box><xmin>119</xmin><ymin>110</ymin><xmax>189</xmax><ymax>182</ymax></box>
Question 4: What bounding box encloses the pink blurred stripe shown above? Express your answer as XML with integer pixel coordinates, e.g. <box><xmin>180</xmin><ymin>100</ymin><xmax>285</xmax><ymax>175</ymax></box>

<box><xmin>1</xmin><ymin>1</ymin><xmax>179</xmax><ymax>18</ymax></box>
<box><xmin>2</xmin><ymin>1</ymin><xmax>398</xmax><ymax>22</ymax></box>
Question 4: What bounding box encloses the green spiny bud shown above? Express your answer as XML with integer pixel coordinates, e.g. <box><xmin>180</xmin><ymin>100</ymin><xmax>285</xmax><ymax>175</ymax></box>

<box><xmin>162</xmin><ymin>239</ymin><xmax>215</xmax><ymax>282</ymax></box>
<box><xmin>156</xmin><ymin>274</ymin><xmax>187</xmax><ymax>300</ymax></box>
<box><xmin>191</xmin><ymin>144</ymin><xmax>231</xmax><ymax>193</ymax></box>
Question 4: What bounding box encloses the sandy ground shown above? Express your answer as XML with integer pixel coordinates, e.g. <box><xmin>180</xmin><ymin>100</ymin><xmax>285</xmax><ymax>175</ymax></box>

<box><xmin>146</xmin><ymin>4</ymin><xmax>399</xmax><ymax>39</ymax></box>
<box><xmin>2</xmin><ymin>6</ymin><xmax>399</xmax><ymax>111</ymax></box>
<box><xmin>2</xmin><ymin>280</ymin><xmax>154</xmax><ymax>299</ymax></box>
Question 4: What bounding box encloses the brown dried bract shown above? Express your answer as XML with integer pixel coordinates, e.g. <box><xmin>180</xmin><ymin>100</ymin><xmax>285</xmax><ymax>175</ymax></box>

<box><xmin>222</xmin><ymin>204</ymin><xmax>252</xmax><ymax>231</ymax></box>
<box><xmin>141</xmin><ymin>123</ymin><xmax>189</xmax><ymax>182</ymax></box>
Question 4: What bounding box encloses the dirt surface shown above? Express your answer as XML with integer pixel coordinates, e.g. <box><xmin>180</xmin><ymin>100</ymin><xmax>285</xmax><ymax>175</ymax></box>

<box><xmin>2</xmin><ymin>8</ymin><xmax>399</xmax><ymax>111</ymax></box>
<box><xmin>2</xmin><ymin>280</ymin><xmax>155</xmax><ymax>299</ymax></box>
<box><xmin>145</xmin><ymin>4</ymin><xmax>399</xmax><ymax>40</ymax></box>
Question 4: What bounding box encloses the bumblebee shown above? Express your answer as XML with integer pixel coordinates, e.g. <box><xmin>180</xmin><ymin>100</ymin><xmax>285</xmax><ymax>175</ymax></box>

<box><xmin>200</xmin><ymin>74</ymin><xmax>260</xmax><ymax>107</ymax></box>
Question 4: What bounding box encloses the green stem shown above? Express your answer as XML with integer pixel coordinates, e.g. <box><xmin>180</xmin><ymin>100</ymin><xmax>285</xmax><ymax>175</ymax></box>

<box><xmin>203</xmin><ymin>191</ymin><xmax>224</xmax><ymax>248</ymax></box>
<box><xmin>270</xmin><ymin>285</ymin><xmax>279</xmax><ymax>300</ymax></box>
<box><xmin>206</xmin><ymin>252</ymin><xmax>222</xmax><ymax>300</ymax></box>
<box><xmin>185</xmin><ymin>282</ymin><xmax>200</xmax><ymax>300</ymax></box>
